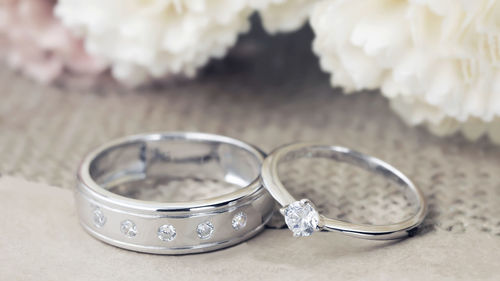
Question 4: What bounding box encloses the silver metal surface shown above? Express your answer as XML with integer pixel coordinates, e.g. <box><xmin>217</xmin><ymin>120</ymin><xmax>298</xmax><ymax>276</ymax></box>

<box><xmin>261</xmin><ymin>142</ymin><xmax>427</xmax><ymax>240</ymax></box>
<box><xmin>77</xmin><ymin>132</ymin><xmax>275</xmax><ymax>254</ymax></box>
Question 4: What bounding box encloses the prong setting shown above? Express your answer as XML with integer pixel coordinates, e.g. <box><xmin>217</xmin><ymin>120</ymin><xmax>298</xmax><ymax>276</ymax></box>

<box><xmin>281</xmin><ymin>199</ymin><xmax>320</xmax><ymax>237</ymax></box>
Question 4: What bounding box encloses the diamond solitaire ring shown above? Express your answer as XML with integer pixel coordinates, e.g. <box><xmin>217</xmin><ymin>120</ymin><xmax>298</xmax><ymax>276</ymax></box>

<box><xmin>261</xmin><ymin>142</ymin><xmax>427</xmax><ymax>240</ymax></box>
<box><xmin>76</xmin><ymin>132</ymin><xmax>275</xmax><ymax>254</ymax></box>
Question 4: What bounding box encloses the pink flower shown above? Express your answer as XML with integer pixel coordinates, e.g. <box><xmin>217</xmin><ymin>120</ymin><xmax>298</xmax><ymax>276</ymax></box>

<box><xmin>0</xmin><ymin>0</ymin><xmax>107</xmax><ymax>83</ymax></box>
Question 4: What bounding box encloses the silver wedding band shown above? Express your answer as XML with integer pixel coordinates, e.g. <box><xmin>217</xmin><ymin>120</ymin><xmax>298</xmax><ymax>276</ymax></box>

<box><xmin>76</xmin><ymin>132</ymin><xmax>275</xmax><ymax>254</ymax></box>
<box><xmin>77</xmin><ymin>133</ymin><xmax>427</xmax><ymax>254</ymax></box>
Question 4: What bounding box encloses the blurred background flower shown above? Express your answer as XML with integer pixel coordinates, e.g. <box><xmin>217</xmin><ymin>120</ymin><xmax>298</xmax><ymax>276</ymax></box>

<box><xmin>55</xmin><ymin>0</ymin><xmax>256</xmax><ymax>86</ymax></box>
<box><xmin>0</xmin><ymin>0</ymin><xmax>106</xmax><ymax>84</ymax></box>
<box><xmin>311</xmin><ymin>0</ymin><xmax>500</xmax><ymax>143</ymax></box>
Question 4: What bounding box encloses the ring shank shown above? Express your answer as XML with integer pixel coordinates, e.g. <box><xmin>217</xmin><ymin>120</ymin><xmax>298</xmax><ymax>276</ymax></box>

<box><xmin>261</xmin><ymin>143</ymin><xmax>427</xmax><ymax>240</ymax></box>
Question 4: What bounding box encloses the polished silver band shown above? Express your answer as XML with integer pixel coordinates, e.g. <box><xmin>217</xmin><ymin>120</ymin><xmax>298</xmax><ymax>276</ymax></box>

<box><xmin>76</xmin><ymin>132</ymin><xmax>275</xmax><ymax>254</ymax></box>
<box><xmin>261</xmin><ymin>142</ymin><xmax>427</xmax><ymax>240</ymax></box>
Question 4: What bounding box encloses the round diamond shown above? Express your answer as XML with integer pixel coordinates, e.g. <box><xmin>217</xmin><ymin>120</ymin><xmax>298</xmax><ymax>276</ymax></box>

<box><xmin>231</xmin><ymin>212</ymin><xmax>247</xmax><ymax>230</ymax></box>
<box><xmin>120</xmin><ymin>220</ymin><xmax>137</xmax><ymax>237</ymax></box>
<box><xmin>158</xmin><ymin>224</ymin><xmax>176</xmax><ymax>242</ymax></box>
<box><xmin>197</xmin><ymin>221</ymin><xmax>214</xmax><ymax>240</ymax></box>
<box><xmin>92</xmin><ymin>207</ymin><xmax>106</xmax><ymax>228</ymax></box>
<box><xmin>282</xmin><ymin>199</ymin><xmax>319</xmax><ymax>237</ymax></box>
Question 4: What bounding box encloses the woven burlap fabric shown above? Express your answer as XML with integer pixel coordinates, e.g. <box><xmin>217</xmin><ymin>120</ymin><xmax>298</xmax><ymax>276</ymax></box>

<box><xmin>1</xmin><ymin>26</ymin><xmax>500</xmax><ymax>236</ymax></box>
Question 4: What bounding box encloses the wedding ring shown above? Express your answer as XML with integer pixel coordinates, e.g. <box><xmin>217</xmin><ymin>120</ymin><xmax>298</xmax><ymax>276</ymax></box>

<box><xmin>261</xmin><ymin>142</ymin><xmax>427</xmax><ymax>240</ymax></box>
<box><xmin>76</xmin><ymin>132</ymin><xmax>275</xmax><ymax>254</ymax></box>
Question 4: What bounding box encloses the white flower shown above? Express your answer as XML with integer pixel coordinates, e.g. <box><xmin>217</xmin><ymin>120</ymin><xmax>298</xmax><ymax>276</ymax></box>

<box><xmin>253</xmin><ymin>0</ymin><xmax>318</xmax><ymax>33</ymax></box>
<box><xmin>55</xmin><ymin>0</ymin><xmax>256</xmax><ymax>85</ymax></box>
<box><xmin>311</xmin><ymin>0</ymin><xmax>500</xmax><ymax>143</ymax></box>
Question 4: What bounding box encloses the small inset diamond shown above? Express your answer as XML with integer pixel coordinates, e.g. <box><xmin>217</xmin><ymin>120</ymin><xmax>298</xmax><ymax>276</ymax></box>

<box><xmin>231</xmin><ymin>212</ymin><xmax>247</xmax><ymax>230</ymax></box>
<box><xmin>120</xmin><ymin>220</ymin><xmax>137</xmax><ymax>238</ymax></box>
<box><xmin>92</xmin><ymin>207</ymin><xmax>106</xmax><ymax>228</ymax></box>
<box><xmin>281</xmin><ymin>199</ymin><xmax>320</xmax><ymax>237</ymax></box>
<box><xmin>197</xmin><ymin>221</ymin><xmax>214</xmax><ymax>240</ymax></box>
<box><xmin>158</xmin><ymin>224</ymin><xmax>176</xmax><ymax>242</ymax></box>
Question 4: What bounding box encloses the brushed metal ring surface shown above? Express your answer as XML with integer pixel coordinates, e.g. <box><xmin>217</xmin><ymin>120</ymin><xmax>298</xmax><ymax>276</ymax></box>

<box><xmin>76</xmin><ymin>132</ymin><xmax>275</xmax><ymax>254</ymax></box>
<box><xmin>261</xmin><ymin>142</ymin><xmax>427</xmax><ymax>240</ymax></box>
